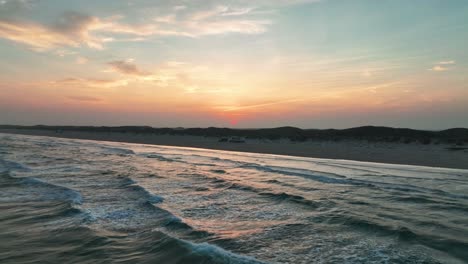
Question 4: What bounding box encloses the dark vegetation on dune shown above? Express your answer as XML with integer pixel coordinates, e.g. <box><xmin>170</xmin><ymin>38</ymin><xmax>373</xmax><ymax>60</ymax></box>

<box><xmin>1</xmin><ymin>125</ymin><xmax>467</xmax><ymax>145</ymax></box>
<box><xmin>0</xmin><ymin>125</ymin><xmax>468</xmax><ymax>145</ymax></box>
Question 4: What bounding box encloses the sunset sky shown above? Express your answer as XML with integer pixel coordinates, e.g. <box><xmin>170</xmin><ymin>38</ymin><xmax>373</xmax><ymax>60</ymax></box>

<box><xmin>0</xmin><ymin>0</ymin><xmax>467</xmax><ymax>129</ymax></box>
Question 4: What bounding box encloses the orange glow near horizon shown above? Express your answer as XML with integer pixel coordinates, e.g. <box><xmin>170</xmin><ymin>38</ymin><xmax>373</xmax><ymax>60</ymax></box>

<box><xmin>0</xmin><ymin>1</ymin><xmax>467</xmax><ymax>128</ymax></box>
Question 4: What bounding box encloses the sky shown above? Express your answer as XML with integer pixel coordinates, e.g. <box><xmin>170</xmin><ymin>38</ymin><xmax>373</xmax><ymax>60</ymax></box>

<box><xmin>0</xmin><ymin>0</ymin><xmax>467</xmax><ymax>129</ymax></box>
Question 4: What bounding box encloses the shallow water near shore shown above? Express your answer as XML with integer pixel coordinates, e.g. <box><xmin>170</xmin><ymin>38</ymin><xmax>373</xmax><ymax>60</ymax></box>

<box><xmin>1</xmin><ymin>133</ymin><xmax>468</xmax><ymax>263</ymax></box>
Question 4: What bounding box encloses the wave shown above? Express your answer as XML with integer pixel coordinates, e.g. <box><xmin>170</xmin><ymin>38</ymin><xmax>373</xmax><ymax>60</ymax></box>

<box><xmin>172</xmin><ymin>171</ymin><xmax>324</xmax><ymax>210</ymax></box>
<box><xmin>239</xmin><ymin>163</ymin><xmax>357</xmax><ymax>185</ymax></box>
<box><xmin>117</xmin><ymin>176</ymin><xmax>219</xmax><ymax>239</ymax></box>
<box><xmin>1</xmin><ymin>209</ymin><xmax>262</xmax><ymax>264</ymax></box>
<box><xmin>225</xmin><ymin>182</ymin><xmax>322</xmax><ymax>209</ymax></box>
<box><xmin>0</xmin><ymin>171</ymin><xmax>264</xmax><ymax>264</ymax></box>
<box><xmin>0</xmin><ymin>172</ymin><xmax>83</xmax><ymax>205</ymax></box>
<box><xmin>0</xmin><ymin>159</ymin><xmax>31</xmax><ymax>173</ymax></box>
<box><xmin>259</xmin><ymin>192</ymin><xmax>320</xmax><ymax>208</ymax></box>
<box><xmin>310</xmin><ymin>212</ymin><xmax>468</xmax><ymax>262</ymax></box>
<box><xmin>0</xmin><ymin>172</ymin><xmax>91</xmax><ymax>237</ymax></box>
<box><xmin>314</xmin><ymin>159</ymin><xmax>462</xmax><ymax>178</ymax></box>
<box><xmin>141</xmin><ymin>151</ymin><xmax>463</xmax><ymax>198</ymax></box>
<box><xmin>145</xmin><ymin>153</ymin><xmax>178</xmax><ymax>162</ymax></box>
<box><xmin>358</xmin><ymin>173</ymin><xmax>467</xmax><ymax>184</ymax></box>
<box><xmin>238</xmin><ymin>162</ymin><xmax>468</xmax><ymax>202</ymax></box>
<box><xmin>121</xmin><ymin>178</ymin><xmax>165</xmax><ymax>204</ymax></box>
<box><xmin>102</xmin><ymin>146</ymin><xmax>135</xmax><ymax>156</ymax></box>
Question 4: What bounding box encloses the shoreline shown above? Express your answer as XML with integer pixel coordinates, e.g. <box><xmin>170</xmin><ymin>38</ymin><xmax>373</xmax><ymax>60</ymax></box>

<box><xmin>1</xmin><ymin>128</ymin><xmax>468</xmax><ymax>170</ymax></box>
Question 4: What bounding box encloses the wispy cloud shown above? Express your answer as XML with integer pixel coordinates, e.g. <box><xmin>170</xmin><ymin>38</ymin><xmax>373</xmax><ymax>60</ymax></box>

<box><xmin>67</xmin><ymin>95</ymin><xmax>102</xmax><ymax>102</ymax></box>
<box><xmin>0</xmin><ymin>4</ymin><xmax>272</xmax><ymax>52</ymax></box>
<box><xmin>153</xmin><ymin>5</ymin><xmax>271</xmax><ymax>36</ymax></box>
<box><xmin>429</xmin><ymin>60</ymin><xmax>455</xmax><ymax>72</ymax></box>
<box><xmin>53</xmin><ymin>60</ymin><xmax>216</xmax><ymax>90</ymax></box>
<box><xmin>108</xmin><ymin>60</ymin><xmax>150</xmax><ymax>76</ymax></box>
<box><xmin>105</xmin><ymin>60</ymin><xmax>180</xmax><ymax>86</ymax></box>
<box><xmin>438</xmin><ymin>60</ymin><xmax>455</xmax><ymax>65</ymax></box>
<box><xmin>231</xmin><ymin>0</ymin><xmax>321</xmax><ymax>7</ymax></box>
<box><xmin>154</xmin><ymin>14</ymin><xmax>176</xmax><ymax>24</ymax></box>
<box><xmin>185</xmin><ymin>19</ymin><xmax>270</xmax><ymax>35</ymax></box>
<box><xmin>0</xmin><ymin>0</ymin><xmax>35</xmax><ymax>14</ymax></box>
<box><xmin>54</xmin><ymin>77</ymin><xmax>129</xmax><ymax>88</ymax></box>
<box><xmin>0</xmin><ymin>19</ymin><xmax>83</xmax><ymax>51</ymax></box>
<box><xmin>189</xmin><ymin>5</ymin><xmax>255</xmax><ymax>20</ymax></box>
<box><xmin>218</xmin><ymin>98</ymin><xmax>304</xmax><ymax>112</ymax></box>
<box><xmin>0</xmin><ymin>12</ymin><xmax>158</xmax><ymax>51</ymax></box>
<box><xmin>174</xmin><ymin>5</ymin><xmax>187</xmax><ymax>11</ymax></box>
<box><xmin>222</xmin><ymin>7</ymin><xmax>254</xmax><ymax>16</ymax></box>
<box><xmin>0</xmin><ymin>0</ymin><xmax>327</xmax><ymax>52</ymax></box>
<box><xmin>429</xmin><ymin>65</ymin><xmax>448</xmax><ymax>72</ymax></box>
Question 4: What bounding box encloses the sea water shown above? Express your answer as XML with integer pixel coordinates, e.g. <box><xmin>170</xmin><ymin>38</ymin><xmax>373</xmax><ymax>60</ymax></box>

<box><xmin>1</xmin><ymin>133</ymin><xmax>467</xmax><ymax>263</ymax></box>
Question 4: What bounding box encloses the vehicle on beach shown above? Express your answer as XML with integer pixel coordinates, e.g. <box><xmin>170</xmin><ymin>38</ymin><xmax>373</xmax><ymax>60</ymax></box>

<box><xmin>218</xmin><ymin>136</ymin><xmax>246</xmax><ymax>143</ymax></box>
<box><xmin>229</xmin><ymin>136</ymin><xmax>246</xmax><ymax>143</ymax></box>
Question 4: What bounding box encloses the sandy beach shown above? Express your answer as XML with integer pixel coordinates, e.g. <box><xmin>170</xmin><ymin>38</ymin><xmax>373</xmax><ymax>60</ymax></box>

<box><xmin>1</xmin><ymin>128</ymin><xmax>467</xmax><ymax>169</ymax></box>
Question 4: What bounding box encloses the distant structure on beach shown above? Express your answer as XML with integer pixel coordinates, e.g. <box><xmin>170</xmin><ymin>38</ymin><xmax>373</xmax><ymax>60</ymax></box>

<box><xmin>218</xmin><ymin>136</ymin><xmax>246</xmax><ymax>143</ymax></box>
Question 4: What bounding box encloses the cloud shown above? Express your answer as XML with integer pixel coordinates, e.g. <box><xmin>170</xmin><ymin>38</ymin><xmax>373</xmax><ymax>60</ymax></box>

<box><xmin>189</xmin><ymin>6</ymin><xmax>254</xmax><ymax>19</ymax></box>
<box><xmin>0</xmin><ymin>14</ymin><xmax>101</xmax><ymax>50</ymax></box>
<box><xmin>54</xmin><ymin>60</ymin><xmax>181</xmax><ymax>88</ymax></box>
<box><xmin>0</xmin><ymin>0</ymin><xmax>35</xmax><ymax>17</ymax></box>
<box><xmin>0</xmin><ymin>6</ymin><xmax>272</xmax><ymax>51</ymax></box>
<box><xmin>54</xmin><ymin>77</ymin><xmax>129</xmax><ymax>88</ymax></box>
<box><xmin>67</xmin><ymin>95</ymin><xmax>102</xmax><ymax>102</ymax></box>
<box><xmin>438</xmin><ymin>60</ymin><xmax>455</xmax><ymax>65</ymax></box>
<box><xmin>177</xmin><ymin>5</ymin><xmax>270</xmax><ymax>35</ymax></box>
<box><xmin>190</xmin><ymin>6</ymin><xmax>230</xmax><ymax>21</ymax></box>
<box><xmin>0</xmin><ymin>12</ymin><xmax>168</xmax><ymax>51</ymax></box>
<box><xmin>211</xmin><ymin>0</ymin><xmax>320</xmax><ymax>7</ymax></box>
<box><xmin>108</xmin><ymin>60</ymin><xmax>151</xmax><ymax>76</ymax></box>
<box><xmin>217</xmin><ymin>98</ymin><xmax>304</xmax><ymax>112</ymax></box>
<box><xmin>0</xmin><ymin>19</ymin><xmax>83</xmax><ymax>51</ymax></box>
<box><xmin>51</xmin><ymin>58</ymin><xmax>249</xmax><ymax>95</ymax></box>
<box><xmin>154</xmin><ymin>14</ymin><xmax>176</xmax><ymax>24</ymax></box>
<box><xmin>185</xmin><ymin>19</ymin><xmax>270</xmax><ymax>35</ymax></box>
<box><xmin>174</xmin><ymin>5</ymin><xmax>187</xmax><ymax>11</ymax></box>
<box><xmin>0</xmin><ymin>0</ymin><xmax>325</xmax><ymax>51</ymax></box>
<box><xmin>429</xmin><ymin>65</ymin><xmax>448</xmax><ymax>72</ymax></box>
<box><xmin>0</xmin><ymin>0</ymin><xmax>326</xmax><ymax>52</ymax></box>
<box><xmin>52</xmin><ymin>59</ymin><xmax>183</xmax><ymax>91</ymax></box>
<box><xmin>429</xmin><ymin>60</ymin><xmax>455</xmax><ymax>72</ymax></box>
<box><xmin>222</xmin><ymin>7</ymin><xmax>254</xmax><ymax>16</ymax></box>
<box><xmin>55</xmin><ymin>49</ymin><xmax>77</xmax><ymax>57</ymax></box>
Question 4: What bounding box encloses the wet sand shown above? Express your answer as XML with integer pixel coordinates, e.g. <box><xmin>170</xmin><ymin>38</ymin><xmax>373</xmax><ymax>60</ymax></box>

<box><xmin>1</xmin><ymin>128</ymin><xmax>467</xmax><ymax>169</ymax></box>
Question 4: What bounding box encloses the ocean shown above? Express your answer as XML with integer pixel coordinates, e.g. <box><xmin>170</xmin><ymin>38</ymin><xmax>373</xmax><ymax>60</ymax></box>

<box><xmin>1</xmin><ymin>133</ymin><xmax>467</xmax><ymax>263</ymax></box>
